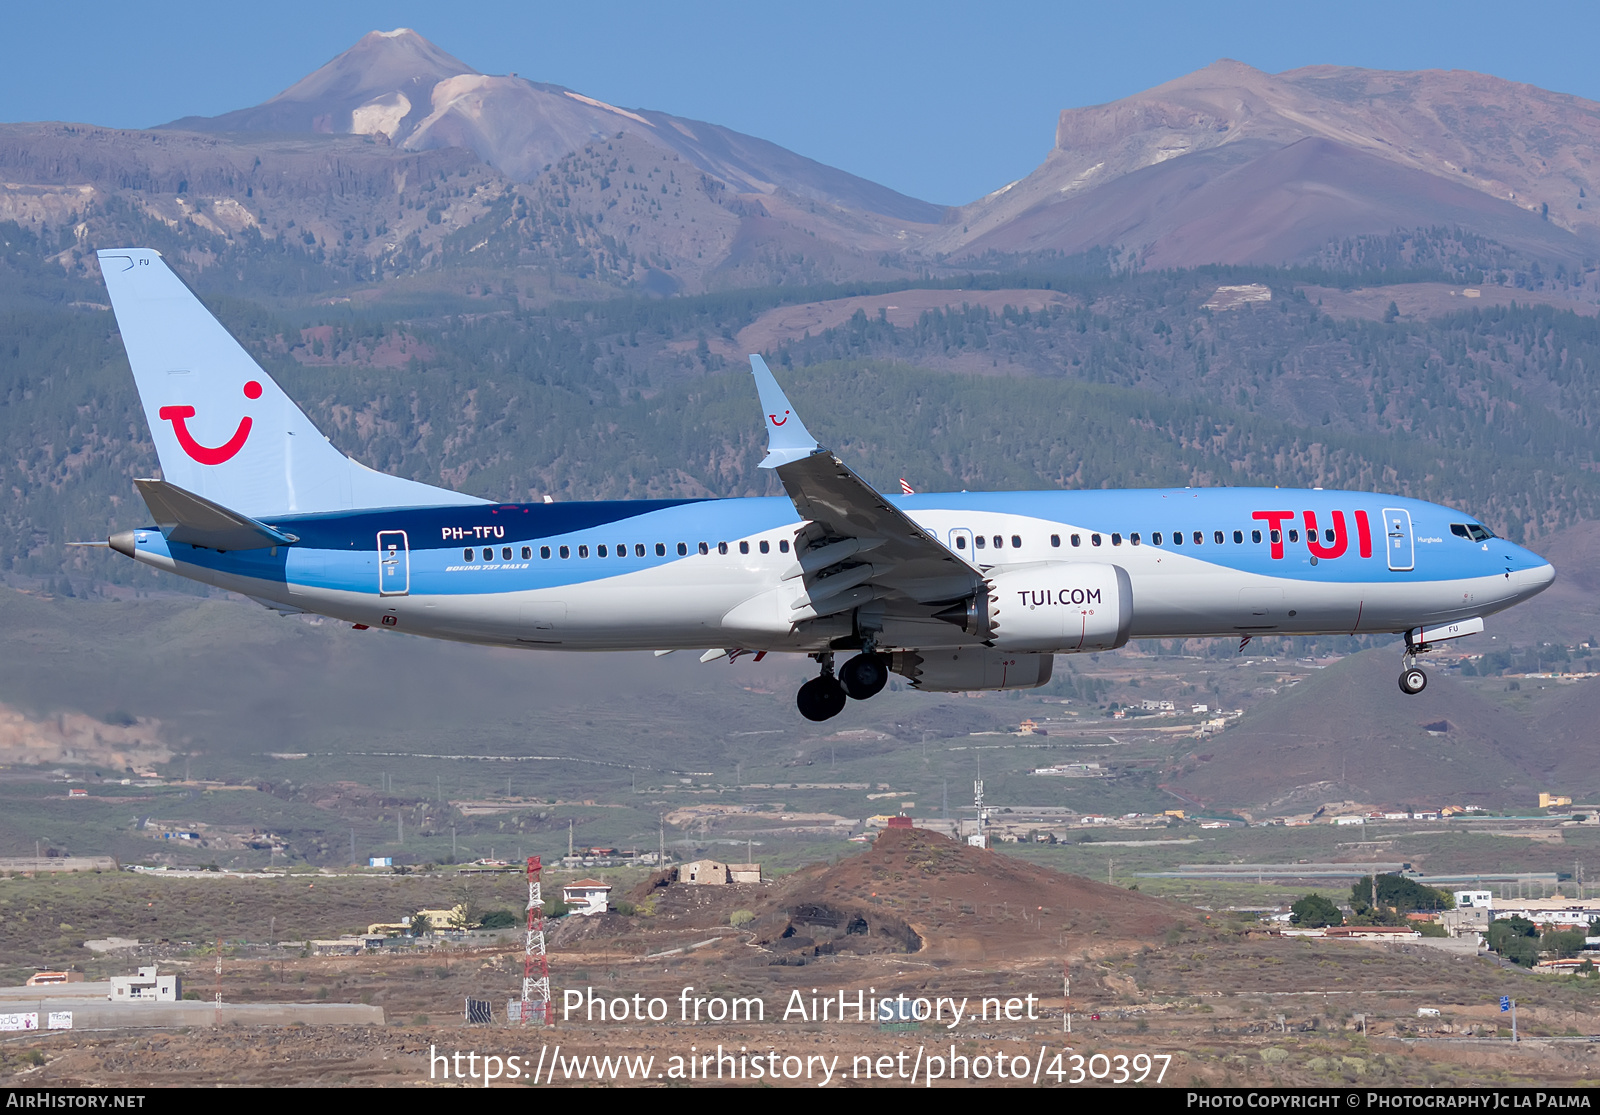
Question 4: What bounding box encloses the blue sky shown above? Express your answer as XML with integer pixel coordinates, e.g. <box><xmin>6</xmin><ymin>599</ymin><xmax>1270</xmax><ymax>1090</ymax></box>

<box><xmin>5</xmin><ymin>2</ymin><xmax>1598</xmax><ymax>205</ymax></box>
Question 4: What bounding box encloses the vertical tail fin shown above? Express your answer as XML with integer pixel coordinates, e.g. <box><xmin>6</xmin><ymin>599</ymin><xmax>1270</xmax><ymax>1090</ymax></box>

<box><xmin>98</xmin><ymin>249</ymin><xmax>486</xmax><ymax>517</ymax></box>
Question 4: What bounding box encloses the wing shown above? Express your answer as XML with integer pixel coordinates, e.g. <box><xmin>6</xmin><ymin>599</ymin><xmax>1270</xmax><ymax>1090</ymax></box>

<box><xmin>749</xmin><ymin>356</ymin><xmax>984</xmax><ymax>623</ymax></box>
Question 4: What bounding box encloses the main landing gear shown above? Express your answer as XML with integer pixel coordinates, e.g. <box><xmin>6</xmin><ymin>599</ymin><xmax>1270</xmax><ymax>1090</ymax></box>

<box><xmin>1398</xmin><ymin>634</ymin><xmax>1432</xmax><ymax>696</ymax></box>
<box><xmin>796</xmin><ymin>650</ymin><xmax>889</xmax><ymax>721</ymax></box>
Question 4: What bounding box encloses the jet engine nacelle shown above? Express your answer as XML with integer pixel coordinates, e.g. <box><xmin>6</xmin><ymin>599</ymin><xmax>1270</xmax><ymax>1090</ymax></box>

<box><xmin>889</xmin><ymin>648</ymin><xmax>1053</xmax><ymax>692</ymax></box>
<box><xmin>985</xmin><ymin>562</ymin><xmax>1133</xmax><ymax>652</ymax></box>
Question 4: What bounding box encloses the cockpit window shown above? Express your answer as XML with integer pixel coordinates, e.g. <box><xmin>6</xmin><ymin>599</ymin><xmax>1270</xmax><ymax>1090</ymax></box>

<box><xmin>1451</xmin><ymin>523</ymin><xmax>1496</xmax><ymax>542</ymax></box>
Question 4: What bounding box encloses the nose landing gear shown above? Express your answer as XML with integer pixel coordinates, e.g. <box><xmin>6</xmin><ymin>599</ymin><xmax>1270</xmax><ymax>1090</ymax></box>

<box><xmin>795</xmin><ymin>650</ymin><xmax>890</xmax><ymax>721</ymax></box>
<box><xmin>1398</xmin><ymin>634</ymin><xmax>1432</xmax><ymax>696</ymax></box>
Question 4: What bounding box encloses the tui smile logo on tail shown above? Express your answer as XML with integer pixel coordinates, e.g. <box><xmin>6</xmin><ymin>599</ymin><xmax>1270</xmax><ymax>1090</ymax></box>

<box><xmin>159</xmin><ymin>380</ymin><xmax>262</xmax><ymax>465</ymax></box>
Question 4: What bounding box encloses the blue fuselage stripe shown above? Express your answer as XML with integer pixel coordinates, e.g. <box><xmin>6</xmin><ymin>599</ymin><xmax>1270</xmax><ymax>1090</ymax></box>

<box><xmin>142</xmin><ymin>487</ymin><xmax>1549</xmax><ymax>595</ymax></box>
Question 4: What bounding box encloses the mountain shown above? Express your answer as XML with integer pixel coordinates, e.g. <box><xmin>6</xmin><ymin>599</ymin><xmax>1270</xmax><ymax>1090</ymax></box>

<box><xmin>1167</xmin><ymin>650</ymin><xmax>1543</xmax><ymax>812</ymax></box>
<box><xmin>938</xmin><ymin>59</ymin><xmax>1600</xmax><ymax>268</ymax></box>
<box><xmin>164</xmin><ymin>29</ymin><xmax>941</xmax><ymax>225</ymax></box>
<box><xmin>164</xmin><ymin>28</ymin><xmax>477</xmax><ymax>139</ymax></box>
<box><xmin>7</xmin><ymin>35</ymin><xmax>1600</xmax><ymax>294</ymax></box>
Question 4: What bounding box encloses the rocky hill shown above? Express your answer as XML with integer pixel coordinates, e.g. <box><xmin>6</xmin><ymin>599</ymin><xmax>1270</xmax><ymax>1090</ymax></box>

<box><xmin>765</xmin><ymin>825</ymin><xmax>1188</xmax><ymax>960</ymax></box>
<box><xmin>939</xmin><ymin>59</ymin><xmax>1600</xmax><ymax>268</ymax></box>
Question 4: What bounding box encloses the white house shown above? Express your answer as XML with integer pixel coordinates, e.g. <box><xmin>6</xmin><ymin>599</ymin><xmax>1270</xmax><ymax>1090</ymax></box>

<box><xmin>561</xmin><ymin>879</ymin><xmax>612</xmax><ymax>916</ymax></box>
<box><xmin>108</xmin><ymin>966</ymin><xmax>180</xmax><ymax>1002</ymax></box>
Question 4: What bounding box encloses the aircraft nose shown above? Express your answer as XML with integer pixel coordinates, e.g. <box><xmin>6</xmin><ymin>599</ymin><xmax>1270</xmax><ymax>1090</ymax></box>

<box><xmin>1515</xmin><ymin>561</ymin><xmax>1556</xmax><ymax>598</ymax></box>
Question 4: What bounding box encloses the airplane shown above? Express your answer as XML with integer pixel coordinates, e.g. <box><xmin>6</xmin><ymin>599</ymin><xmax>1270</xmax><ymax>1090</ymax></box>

<box><xmin>92</xmin><ymin>248</ymin><xmax>1555</xmax><ymax>721</ymax></box>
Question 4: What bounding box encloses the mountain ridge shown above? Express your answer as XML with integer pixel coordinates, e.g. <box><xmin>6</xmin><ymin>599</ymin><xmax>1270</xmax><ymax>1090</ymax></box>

<box><xmin>936</xmin><ymin>57</ymin><xmax>1600</xmax><ymax>267</ymax></box>
<box><xmin>4</xmin><ymin>32</ymin><xmax>1599</xmax><ymax>291</ymax></box>
<box><xmin>161</xmin><ymin>28</ymin><xmax>943</xmax><ymax>226</ymax></box>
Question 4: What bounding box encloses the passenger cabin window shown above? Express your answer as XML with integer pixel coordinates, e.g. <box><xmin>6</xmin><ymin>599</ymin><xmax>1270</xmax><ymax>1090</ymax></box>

<box><xmin>578</xmin><ymin>545</ymin><xmax>589</xmax><ymax>558</ymax></box>
<box><xmin>1131</xmin><ymin>533</ymin><xmax>1141</xmax><ymax>545</ymax></box>
<box><xmin>779</xmin><ymin>540</ymin><xmax>790</xmax><ymax>553</ymax></box>
<box><xmin>955</xmin><ymin>535</ymin><xmax>967</xmax><ymax>549</ymax></box>
<box><xmin>656</xmin><ymin>543</ymin><xmax>666</xmax><ymax>557</ymax></box>
<box><xmin>616</xmin><ymin>543</ymin><xmax>626</xmax><ymax>557</ymax></box>
<box><xmin>1252</xmin><ymin>530</ymin><xmax>1262</xmax><ymax>544</ymax></box>
<box><xmin>1233</xmin><ymin>530</ymin><xmax>1243</xmax><ymax>544</ymax></box>
<box><xmin>522</xmin><ymin>546</ymin><xmax>532</xmax><ymax>559</ymax></box>
<box><xmin>759</xmin><ymin>540</ymin><xmax>770</xmax><ymax>554</ymax></box>
<box><xmin>739</xmin><ymin>541</ymin><xmax>750</xmax><ymax>554</ymax></box>
<box><xmin>975</xmin><ymin>536</ymin><xmax>986</xmax><ymax>549</ymax></box>
<box><xmin>1288</xmin><ymin>529</ymin><xmax>1300</xmax><ymax>543</ymax></box>
<box><xmin>1071</xmin><ymin>534</ymin><xmax>1081</xmax><ymax>547</ymax></box>
<box><xmin>1050</xmin><ymin>534</ymin><xmax>1061</xmax><ymax>547</ymax></box>
<box><xmin>598</xmin><ymin>544</ymin><xmax>609</xmax><ymax>557</ymax></box>
<box><xmin>539</xmin><ymin>546</ymin><xmax>550</xmax><ymax>559</ymax></box>
<box><xmin>1091</xmin><ymin>533</ymin><xmax>1102</xmax><ymax>547</ymax></box>
<box><xmin>1152</xmin><ymin>532</ymin><xmax>1163</xmax><ymax>545</ymax></box>
<box><xmin>698</xmin><ymin>542</ymin><xmax>709</xmax><ymax>555</ymax></box>
<box><xmin>1193</xmin><ymin>531</ymin><xmax>1203</xmax><ymax>545</ymax></box>
<box><xmin>1011</xmin><ymin>534</ymin><xmax>1022</xmax><ymax>548</ymax></box>
<box><xmin>1213</xmin><ymin>531</ymin><xmax>1224</xmax><ymax>545</ymax></box>
<box><xmin>463</xmin><ymin>548</ymin><xmax>474</xmax><ymax>561</ymax></box>
<box><xmin>677</xmin><ymin>542</ymin><xmax>688</xmax><ymax>556</ymax></box>
<box><xmin>1270</xmin><ymin>530</ymin><xmax>1280</xmax><ymax>544</ymax></box>
<box><xmin>1111</xmin><ymin>533</ymin><xmax>1122</xmax><ymax>546</ymax></box>
<box><xmin>484</xmin><ymin>548</ymin><xmax>495</xmax><ymax>561</ymax></box>
<box><xmin>992</xmin><ymin>535</ymin><xmax>1003</xmax><ymax>549</ymax></box>
<box><xmin>559</xmin><ymin>545</ymin><xmax>570</xmax><ymax>559</ymax></box>
<box><xmin>1172</xmin><ymin>531</ymin><xmax>1183</xmax><ymax>545</ymax></box>
<box><xmin>503</xmin><ymin>547</ymin><xmax>513</xmax><ymax>560</ymax></box>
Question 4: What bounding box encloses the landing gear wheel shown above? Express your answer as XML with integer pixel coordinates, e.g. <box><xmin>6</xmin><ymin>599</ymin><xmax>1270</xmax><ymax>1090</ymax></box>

<box><xmin>797</xmin><ymin>676</ymin><xmax>848</xmax><ymax>721</ymax></box>
<box><xmin>839</xmin><ymin>653</ymin><xmax>889</xmax><ymax>700</ymax></box>
<box><xmin>1398</xmin><ymin>667</ymin><xmax>1428</xmax><ymax>695</ymax></box>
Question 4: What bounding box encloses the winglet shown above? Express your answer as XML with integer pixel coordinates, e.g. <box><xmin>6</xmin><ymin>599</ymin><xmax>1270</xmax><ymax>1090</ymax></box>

<box><xmin>749</xmin><ymin>355</ymin><xmax>820</xmax><ymax>468</ymax></box>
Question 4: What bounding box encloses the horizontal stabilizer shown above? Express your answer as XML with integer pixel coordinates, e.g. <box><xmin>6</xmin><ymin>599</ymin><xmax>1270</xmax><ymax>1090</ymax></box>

<box><xmin>246</xmin><ymin>595</ymin><xmax>309</xmax><ymax>616</ymax></box>
<box><xmin>134</xmin><ymin>478</ymin><xmax>299</xmax><ymax>551</ymax></box>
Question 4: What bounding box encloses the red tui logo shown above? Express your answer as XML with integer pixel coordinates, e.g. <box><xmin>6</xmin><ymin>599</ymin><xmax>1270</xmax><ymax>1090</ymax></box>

<box><xmin>159</xmin><ymin>381</ymin><xmax>261</xmax><ymax>465</ymax></box>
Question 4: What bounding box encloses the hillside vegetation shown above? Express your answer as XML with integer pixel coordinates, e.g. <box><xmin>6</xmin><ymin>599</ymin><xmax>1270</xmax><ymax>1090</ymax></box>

<box><xmin>4</xmin><ymin>224</ymin><xmax>1599</xmax><ymax>591</ymax></box>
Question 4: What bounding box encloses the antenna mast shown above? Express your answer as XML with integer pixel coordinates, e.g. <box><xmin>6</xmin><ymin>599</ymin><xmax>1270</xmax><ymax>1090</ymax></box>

<box><xmin>517</xmin><ymin>855</ymin><xmax>550</xmax><ymax>1025</ymax></box>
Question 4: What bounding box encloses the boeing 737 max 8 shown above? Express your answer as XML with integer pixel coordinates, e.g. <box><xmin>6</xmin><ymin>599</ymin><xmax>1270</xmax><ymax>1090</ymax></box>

<box><xmin>93</xmin><ymin>249</ymin><xmax>1555</xmax><ymax>720</ymax></box>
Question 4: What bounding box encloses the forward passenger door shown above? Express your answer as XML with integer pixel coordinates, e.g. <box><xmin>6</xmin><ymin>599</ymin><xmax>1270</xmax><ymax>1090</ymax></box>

<box><xmin>1381</xmin><ymin>509</ymin><xmax>1414</xmax><ymax>572</ymax></box>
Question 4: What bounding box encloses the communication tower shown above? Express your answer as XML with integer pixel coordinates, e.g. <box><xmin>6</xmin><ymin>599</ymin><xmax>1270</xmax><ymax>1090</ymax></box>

<box><xmin>967</xmin><ymin>779</ymin><xmax>988</xmax><ymax>848</ymax></box>
<box><xmin>517</xmin><ymin>855</ymin><xmax>550</xmax><ymax>1024</ymax></box>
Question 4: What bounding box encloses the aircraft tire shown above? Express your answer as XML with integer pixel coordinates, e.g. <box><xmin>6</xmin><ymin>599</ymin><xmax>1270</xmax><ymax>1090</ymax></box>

<box><xmin>839</xmin><ymin>653</ymin><xmax>889</xmax><ymax>700</ymax></box>
<box><xmin>1398</xmin><ymin>667</ymin><xmax>1428</xmax><ymax>695</ymax></box>
<box><xmin>797</xmin><ymin>676</ymin><xmax>848</xmax><ymax>721</ymax></box>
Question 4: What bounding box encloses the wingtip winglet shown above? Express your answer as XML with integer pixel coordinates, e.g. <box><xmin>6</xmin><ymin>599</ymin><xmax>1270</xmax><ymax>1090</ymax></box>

<box><xmin>749</xmin><ymin>355</ymin><xmax>819</xmax><ymax>469</ymax></box>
